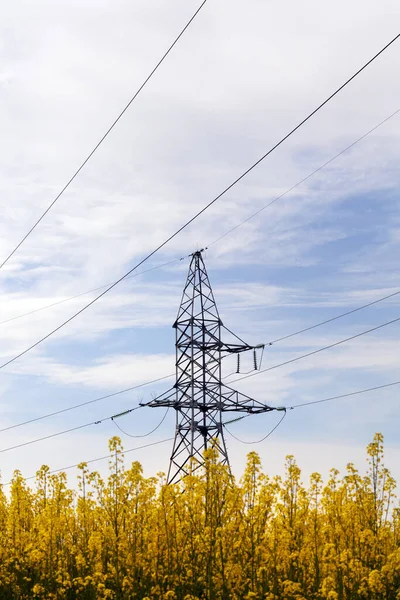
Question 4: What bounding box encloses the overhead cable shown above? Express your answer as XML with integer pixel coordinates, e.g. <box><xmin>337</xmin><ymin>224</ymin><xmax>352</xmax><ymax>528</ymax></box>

<box><xmin>0</xmin><ymin>1</ymin><xmax>208</xmax><ymax>271</ymax></box>
<box><xmin>224</xmin><ymin>379</ymin><xmax>400</xmax><ymax>444</ymax></box>
<box><xmin>208</xmin><ymin>108</ymin><xmax>400</xmax><ymax>247</ymax></box>
<box><xmin>268</xmin><ymin>289</ymin><xmax>400</xmax><ymax>345</ymax></box>
<box><xmin>0</xmin><ymin>34</ymin><xmax>397</xmax><ymax>371</ymax></box>
<box><xmin>287</xmin><ymin>379</ymin><xmax>400</xmax><ymax>409</ymax></box>
<box><xmin>0</xmin><ymin>373</ymin><xmax>174</xmax><ymax>434</ymax></box>
<box><xmin>224</xmin><ymin>409</ymin><xmax>287</xmax><ymax>444</ymax></box>
<box><xmin>3</xmin><ymin>376</ymin><xmax>399</xmax><ymax>482</ymax></box>
<box><xmin>3</xmin><ymin>377</ymin><xmax>400</xmax><ymax>457</ymax></box>
<box><xmin>230</xmin><ymin>316</ymin><xmax>400</xmax><ymax>383</ymax></box>
<box><xmin>0</xmin><ymin>406</ymin><xmax>143</xmax><ymax>455</ymax></box>
<box><xmin>112</xmin><ymin>407</ymin><xmax>170</xmax><ymax>438</ymax></box>
<box><xmin>4</xmin><ymin>109</ymin><xmax>398</xmax><ymax>331</ymax></box>
<box><xmin>1</xmin><ymin>437</ymin><xmax>174</xmax><ymax>487</ymax></box>
<box><xmin>0</xmin><ymin>257</ymin><xmax>185</xmax><ymax>328</ymax></box>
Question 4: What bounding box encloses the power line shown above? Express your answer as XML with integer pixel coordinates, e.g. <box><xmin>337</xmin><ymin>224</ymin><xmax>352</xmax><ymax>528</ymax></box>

<box><xmin>268</xmin><ymin>289</ymin><xmax>400</xmax><ymax>345</ymax></box>
<box><xmin>2</xmin><ymin>381</ymin><xmax>399</xmax><ymax>483</ymax></box>
<box><xmin>0</xmin><ymin>34</ymin><xmax>398</xmax><ymax>372</ymax></box>
<box><xmin>0</xmin><ymin>257</ymin><xmax>185</xmax><ymax>328</ymax></box>
<box><xmin>0</xmin><ymin>373</ymin><xmax>174</xmax><ymax>434</ymax></box>
<box><xmin>0</xmin><ymin>1</ymin><xmax>208</xmax><ymax>271</ymax></box>
<box><xmin>208</xmin><ymin>108</ymin><xmax>400</xmax><ymax>247</ymax></box>
<box><xmin>1</xmin><ymin>437</ymin><xmax>174</xmax><ymax>487</ymax></box>
<box><xmin>4</xmin><ymin>376</ymin><xmax>399</xmax><ymax>459</ymax></box>
<box><xmin>3</xmin><ymin>109</ymin><xmax>398</xmax><ymax>332</ymax></box>
<box><xmin>112</xmin><ymin>407</ymin><xmax>170</xmax><ymax>438</ymax></box>
<box><xmin>0</xmin><ymin>395</ymin><xmax>171</xmax><ymax>456</ymax></box>
<box><xmin>231</xmin><ymin>316</ymin><xmax>400</xmax><ymax>383</ymax></box>
<box><xmin>224</xmin><ymin>409</ymin><xmax>287</xmax><ymax>444</ymax></box>
<box><xmin>0</xmin><ymin>406</ymin><xmax>143</xmax><ymax>455</ymax></box>
<box><xmin>223</xmin><ymin>379</ymin><xmax>400</xmax><ymax>443</ymax></box>
<box><xmin>287</xmin><ymin>379</ymin><xmax>400</xmax><ymax>409</ymax></box>
<box><xmin>1</xmin><ymin>379</ymin><xmax>397</xmax><ymax>487</ymax></box>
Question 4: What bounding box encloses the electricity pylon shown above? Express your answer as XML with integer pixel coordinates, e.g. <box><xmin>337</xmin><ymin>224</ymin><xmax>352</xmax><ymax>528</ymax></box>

<box><xmin>146</xmin><ymin>250</ymin><xmax>274</xmax><ymax>483</ymax></box>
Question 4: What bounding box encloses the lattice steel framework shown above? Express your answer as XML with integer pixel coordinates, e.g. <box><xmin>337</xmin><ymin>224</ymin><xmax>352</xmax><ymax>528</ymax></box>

<box><xmin>147</xmin><ymin>250</ymin><xmax>274</xmax><ymax>483</ymax></box>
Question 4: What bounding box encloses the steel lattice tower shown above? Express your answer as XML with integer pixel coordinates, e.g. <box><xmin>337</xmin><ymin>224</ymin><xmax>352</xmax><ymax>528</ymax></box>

<box><xmin>147</xmin><ymin>250</ymin><xmax>274</xmax><ymax>483</ymax></box>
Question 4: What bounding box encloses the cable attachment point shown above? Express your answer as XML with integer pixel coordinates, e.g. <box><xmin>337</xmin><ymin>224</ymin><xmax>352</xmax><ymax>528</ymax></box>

<box><xmin>236</xmin><ymin>354</ymin><xmax>241</xmax><ymax>374</ymax></box>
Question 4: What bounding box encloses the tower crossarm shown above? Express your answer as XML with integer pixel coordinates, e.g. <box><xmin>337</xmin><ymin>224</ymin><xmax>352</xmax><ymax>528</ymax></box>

<box><xmin>221</xmin><ymin>342</ymin><xmax>264</xmax><ymax>355</ymax></box>
<box><xmin>218</xmin><ymin>383</ymin><xmax>274</xmax><ymax>414</ymax></box>
<box><xmin>142</xmin><ymin>384</ymin><xmax>275</xmax><ymax>415</ymax></box>
<box><xmin>175</xmin><ymin>341</ymin><xmax>263</xmax><ymax>353</ymax></box>
<box><xmin>141</xmin><ymin>387</ymin><xmax>177</xmax><ymax>409</ymax></box>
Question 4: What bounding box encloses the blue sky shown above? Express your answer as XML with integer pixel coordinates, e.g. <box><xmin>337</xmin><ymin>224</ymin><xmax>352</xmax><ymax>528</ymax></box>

<box><xmin>0</xmin><ymin>0</ymin><xmax>399</xmax><ymax>488</ymax></box>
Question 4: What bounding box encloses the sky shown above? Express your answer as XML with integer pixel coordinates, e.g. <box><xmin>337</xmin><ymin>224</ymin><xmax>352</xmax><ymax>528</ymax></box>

<box><xmin>0</xmin><ymin>0</ymin><xmax>399</xmax><ymax>490</ymax></box>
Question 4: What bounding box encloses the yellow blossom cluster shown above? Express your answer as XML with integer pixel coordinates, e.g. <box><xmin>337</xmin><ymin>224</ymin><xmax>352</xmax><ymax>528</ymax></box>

<box><xmin>0</xmin><ymin>433</ymin><xmax>399</xmax><ymax>599</ymax></box>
